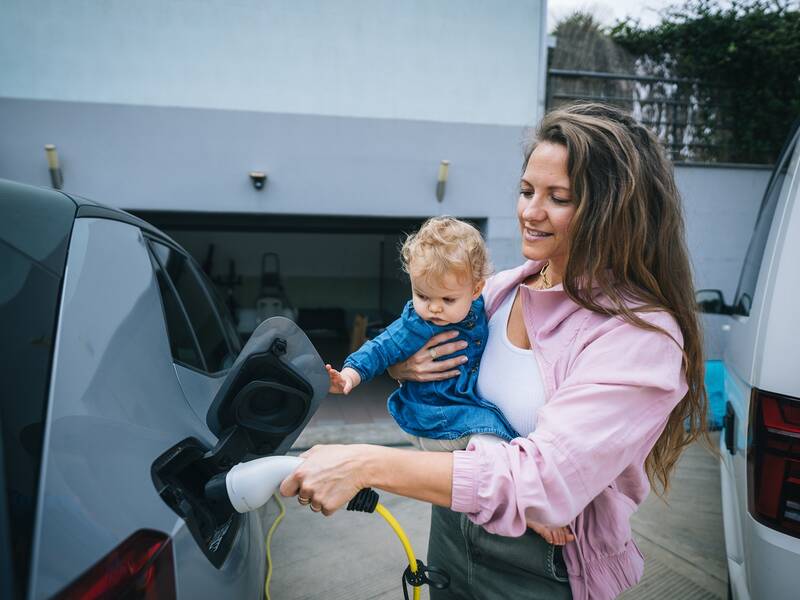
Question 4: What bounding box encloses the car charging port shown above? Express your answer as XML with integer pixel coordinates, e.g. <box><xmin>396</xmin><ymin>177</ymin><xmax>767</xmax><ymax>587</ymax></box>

<box><xmin>151</xmin><ymin>438</ymin><xmax>241</xmax><ymax>568</ymax></box>
<box><xmin>151</xmin><ymin>320</ymin><xmax>329</xmax><ymax>569</ymax></box>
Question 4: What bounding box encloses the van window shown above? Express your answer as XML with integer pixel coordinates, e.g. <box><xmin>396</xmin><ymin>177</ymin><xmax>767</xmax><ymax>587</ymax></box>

<box><xmin>733</xmin><ymin>129</ymin><xmax>798</xmax><ymax>316</ymax></box>
<box><xmin>149</xmin><ymin>241</ymin><xmax>235</xmax><ymax>373</ymax></box>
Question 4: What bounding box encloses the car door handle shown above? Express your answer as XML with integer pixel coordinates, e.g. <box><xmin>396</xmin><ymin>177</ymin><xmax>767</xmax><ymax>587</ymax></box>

<box><xmin>723</xmin><ymin>401</ymin><xmax>736</xmax><ymax>455</ymax></box>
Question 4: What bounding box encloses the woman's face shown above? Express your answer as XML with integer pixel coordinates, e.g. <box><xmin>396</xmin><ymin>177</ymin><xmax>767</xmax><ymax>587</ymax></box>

<box><xmin>517</xmin><ymin>142</ymin><xmax>577</xmax><ymax>266</ymax></box>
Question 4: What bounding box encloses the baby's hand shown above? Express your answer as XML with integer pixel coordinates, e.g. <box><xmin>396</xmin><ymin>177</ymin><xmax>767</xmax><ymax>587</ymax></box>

<box><xmin>326</xmin><ymin>365</ymin><xmax>361</xmax><ymax>394</ymax></box>
<box><xmin>528</xmin><ymin>521</ymin><xmax>574</xmax><ymax>546</ymax></box>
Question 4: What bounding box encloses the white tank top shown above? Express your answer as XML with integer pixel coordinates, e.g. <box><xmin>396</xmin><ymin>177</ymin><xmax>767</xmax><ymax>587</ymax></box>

<box><xmin>476</xmin><ymin>289</ymin><xmax>546</xmax><ymax>437</ymax></box>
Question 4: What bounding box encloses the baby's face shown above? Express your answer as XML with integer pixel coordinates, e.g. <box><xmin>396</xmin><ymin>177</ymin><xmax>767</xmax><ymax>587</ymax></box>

<box><xmin>409</xmin><ymin>269</ymin><xmax>484</xmax><ymax>326</ymax></box>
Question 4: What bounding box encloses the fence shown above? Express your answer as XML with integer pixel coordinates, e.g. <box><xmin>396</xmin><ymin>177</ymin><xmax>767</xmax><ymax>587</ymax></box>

<box><xmin>546</xmin><ymin>68</ymin><xmax>736</xmax><ymax>163</ymax></box>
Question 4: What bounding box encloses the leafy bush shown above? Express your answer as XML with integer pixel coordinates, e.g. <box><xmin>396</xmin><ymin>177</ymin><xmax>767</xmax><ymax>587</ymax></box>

<box><xmin>611</xmin><ymin>0</ymin><xmax>800</xmax><ymax>164</ymax></box>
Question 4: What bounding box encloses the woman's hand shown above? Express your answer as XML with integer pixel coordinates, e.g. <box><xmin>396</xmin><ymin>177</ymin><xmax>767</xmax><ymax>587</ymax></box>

<box><xmin>279</xmin><ymin>444</ymin><xmax>371</xmax><ymax>516</ymax></box>
<box><xmin>386</xmin><ymin>330</ymin><xmax>468</xmax><ymax>383</ymax></box>
<box><xmin>279</xmin><ymin>444</ymin><xmax>454</xmax><ymax>515</ymax></box>
<box><xmin>528</xmin><ymin>522</ymin><xmax>575</xmax><ymax>545</ymax></box>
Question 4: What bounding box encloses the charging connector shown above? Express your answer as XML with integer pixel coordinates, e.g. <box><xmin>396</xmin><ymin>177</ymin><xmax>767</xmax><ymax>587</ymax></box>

<box><xmin>204</xmin><ymin>455</ymin><xmax>303</xmax><ymax>513</ymax></box>
<box><xmin>205</xmin><ymin>457</ymin><xmax>450</xmax><ymax>600</ymax></box>
<box><xmin>347</xmin><ymin>488</ymin><xmax>450</xmax><ymax>600</ymax></box>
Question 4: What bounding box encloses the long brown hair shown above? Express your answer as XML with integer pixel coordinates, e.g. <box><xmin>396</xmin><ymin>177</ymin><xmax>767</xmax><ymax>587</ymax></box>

<box><xmin>527</xmin><ymin>102</ymin><xmax>708</xmax><ymax>496</ymax></box>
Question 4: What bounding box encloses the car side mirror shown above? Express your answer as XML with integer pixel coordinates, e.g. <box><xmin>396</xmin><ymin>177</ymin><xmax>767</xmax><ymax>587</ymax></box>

<box><xmin>696</xmin><ymin>289</ymin><xmax>729</xmax><ymax>315</ymax></box>
<box><xmin>204</xmin><ymin>317</ymin><xmax>328</xmax><ymax>469</ymax></box>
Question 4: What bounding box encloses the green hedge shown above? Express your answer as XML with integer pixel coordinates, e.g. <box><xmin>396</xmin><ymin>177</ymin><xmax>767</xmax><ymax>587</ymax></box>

<box><xmin>610</xmin><ymin>0</ymin><xmax>800</xmax><ymax>164</ymax></box>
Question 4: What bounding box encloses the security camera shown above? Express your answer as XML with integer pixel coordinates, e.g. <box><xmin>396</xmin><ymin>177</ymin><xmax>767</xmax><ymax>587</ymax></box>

<box><xmin>249</xmin><ymin>171</ymin><xmax>267</xmax><ymax>190</ymax></box>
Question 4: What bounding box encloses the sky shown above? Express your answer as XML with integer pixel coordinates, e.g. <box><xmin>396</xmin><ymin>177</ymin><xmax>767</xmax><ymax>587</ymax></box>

<box><xmin>547</xmin><ymin>0</ymin><xmax>678</xmax><ymax>31</ymax></box>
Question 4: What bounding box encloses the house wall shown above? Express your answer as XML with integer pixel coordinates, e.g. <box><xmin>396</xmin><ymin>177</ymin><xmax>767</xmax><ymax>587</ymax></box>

<box><xmin>0</xmin><ymin>97</ymin><xmax>773</xmax><ymax>300</ymax></box>
<box><xmin>0</xmin><ymin>0</ymin><xmax>548</xmax><ymax>304</ymax></box>
<box><xmin>0</xmin><ymin>0</ymin><xmax>774</xmax><ymax>321</ymax></box>
<box><xmin>0</xmin><ymin>0</ymin><xmax>547</xmax><ymax>126</ymax></box>
<box><xmin>0</xmin><ymin>96</ymin><xmax>529</xmax><ymax>279</ymax></box>
<box><xmin>676</xmin><ymin>163</ymin><xmax>772</xmax><ymax>300</ymax></box>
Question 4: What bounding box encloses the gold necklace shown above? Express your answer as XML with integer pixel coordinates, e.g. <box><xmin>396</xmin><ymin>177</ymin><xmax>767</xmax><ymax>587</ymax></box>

<box><xmin>539</xmin><ymin>261</ymin><xmax>552</xmax><ymax>289</ymax></box>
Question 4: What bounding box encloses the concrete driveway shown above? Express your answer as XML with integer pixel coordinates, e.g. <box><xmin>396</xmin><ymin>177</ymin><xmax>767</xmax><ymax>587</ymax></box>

<box><xmin>268</xmin><ymin>428</ymin><xmax>726</xmax><ymax>599</ymax></box>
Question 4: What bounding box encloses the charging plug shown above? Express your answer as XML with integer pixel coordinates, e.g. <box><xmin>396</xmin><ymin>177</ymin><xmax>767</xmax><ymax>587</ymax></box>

<box><xmin>205</xmin><ymin>455</ymin><xmax>304</xmax><ymax>513</ymax></box>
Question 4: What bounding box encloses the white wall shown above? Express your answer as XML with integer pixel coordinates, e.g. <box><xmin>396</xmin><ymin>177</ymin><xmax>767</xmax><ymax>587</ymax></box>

<box><xmin>0</xmin><ymin>0</ymin><xmax>546</xmax><ymax>126</ymax></box>
<box><xmin>0</xmin><ymin>98</ymin><xmax>526</xmax><ymax>224</ymax></box>
<box><xmin>676</xmin><ymin>163</ymin><xmax>771</xmax><ymax>300</ymax></box>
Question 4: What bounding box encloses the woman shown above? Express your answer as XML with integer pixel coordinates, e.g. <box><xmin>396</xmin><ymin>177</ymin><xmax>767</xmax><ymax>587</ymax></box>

<box><xmin>280</xmin><ymin>103</ymin><xmax>707</xmax><ymax>600</ymax></box>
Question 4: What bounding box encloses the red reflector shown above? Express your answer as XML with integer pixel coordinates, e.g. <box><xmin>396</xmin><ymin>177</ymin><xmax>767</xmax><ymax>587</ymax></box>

<box><xmin>54</xmin><ymin>529</ymin><xmax>175</xmax><ymax>600</ymax></box>
<box><xmin>762</xmin><ymin>396</ymin><xmax>800</xmax><ymax>438</ymax></box>
<box><xmin>758</xmin><ymin>454</ymin><xmax>786</xmax><ymax>519</ymax></box>
<box><xmin>749</xmin><ymin>389</ymin><xmax>800</xmax><ymax>538</ymax></box>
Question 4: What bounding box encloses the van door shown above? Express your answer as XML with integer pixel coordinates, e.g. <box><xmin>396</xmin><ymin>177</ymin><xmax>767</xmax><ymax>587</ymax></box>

<box><xmin>706</xmin><ymin>126</ymin><xmax>799</xmax><ymax>583</ymax></box>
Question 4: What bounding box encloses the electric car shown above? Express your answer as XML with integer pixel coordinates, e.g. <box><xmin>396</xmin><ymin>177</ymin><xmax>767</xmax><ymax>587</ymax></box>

<box><xmin>696</xmin><ymin>122</ymin><xmax>800</xmax><ymax>599</ymax></box>
<box><xmin>1</xmin><ymin>179</ymin><xmax>327</xmax><ymax>600</ymax></box>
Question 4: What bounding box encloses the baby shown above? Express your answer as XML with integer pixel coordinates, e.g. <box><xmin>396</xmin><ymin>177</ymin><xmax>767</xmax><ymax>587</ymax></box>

<box><xmin>327</xmin><ymin>216</ymin><xmax>571</xmax><ymax>545</ymax></box>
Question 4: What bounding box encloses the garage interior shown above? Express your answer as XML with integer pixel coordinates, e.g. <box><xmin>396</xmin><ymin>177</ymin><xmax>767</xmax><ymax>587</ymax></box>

<box><xmin>132</xmin><ymin>211</ymin><xmax>486</xmax><ymax>428</ymax></box>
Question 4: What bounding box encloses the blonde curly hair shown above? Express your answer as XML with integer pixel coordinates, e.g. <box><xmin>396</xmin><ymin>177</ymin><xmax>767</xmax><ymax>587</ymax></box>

<box><xmin>400</xmin><ymin>216</ymin><xmax>492</xmax><ymax>284</ymax></box>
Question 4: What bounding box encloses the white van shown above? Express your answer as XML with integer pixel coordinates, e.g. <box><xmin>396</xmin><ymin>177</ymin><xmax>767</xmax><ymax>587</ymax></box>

<box><xmin>696</xmin><ymin>123</ymin><xmax>800</xmax><ymax>600</ymax></box>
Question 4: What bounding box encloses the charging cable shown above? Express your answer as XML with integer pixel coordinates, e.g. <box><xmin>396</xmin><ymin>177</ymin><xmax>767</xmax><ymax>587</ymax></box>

<box><xmin>262</xmin><ymin>489</ymin><xmax>449</xmax><ymax>600</ymax></box>
<box><xmin>206</xmin><ymin>455</ymin><xmax>448</xmax><ymax>599</ymax></box>
<box><xmin>346</xmin><ymin>488</ymin><xmax>450</xmax><ymax>600</ymax></box>
<box><xmin>263</xmin><ymin>493</ymin><xmax>285</xmax><ymax>600</ymax></box>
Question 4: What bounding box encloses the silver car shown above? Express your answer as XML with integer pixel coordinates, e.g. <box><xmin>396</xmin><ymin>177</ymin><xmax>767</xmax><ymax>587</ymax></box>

<box><xmin>1</xmin><ymin>179</ymin><xmax>327</xmax><ymax>600</ymax></box>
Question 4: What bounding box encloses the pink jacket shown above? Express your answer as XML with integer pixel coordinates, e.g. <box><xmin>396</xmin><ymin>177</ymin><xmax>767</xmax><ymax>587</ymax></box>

<box><xmin>450</xmin><ymin>261</ymin><xmax>688</xmax><ymax>600</ymax></box>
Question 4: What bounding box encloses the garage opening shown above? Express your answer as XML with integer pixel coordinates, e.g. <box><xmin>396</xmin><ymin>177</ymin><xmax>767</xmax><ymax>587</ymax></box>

<box><xmin>132</xmin><ymin>211</ymin><xmax>487</xmax><ymax>433</ymax></box>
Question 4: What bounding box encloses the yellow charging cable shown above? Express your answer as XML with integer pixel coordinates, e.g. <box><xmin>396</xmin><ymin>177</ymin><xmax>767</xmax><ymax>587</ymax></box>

<box><xmin>264</xmin><ymin>493</ymin><xmax>286</xmax><ymax>600</ymax></box>
<box><xmin>375</xmin><ymin>503</ymin><xmax>421</xmax><ymax>600</ymax></box>
<box><xmin>348</xmin><ymin>488</ymin><xmax>449</xmax><ymax>599</ymax></box>
<box><xmin>263</xmin><ymin>489</ymin><xmax>448</xmax><ymax>600</ymax></box>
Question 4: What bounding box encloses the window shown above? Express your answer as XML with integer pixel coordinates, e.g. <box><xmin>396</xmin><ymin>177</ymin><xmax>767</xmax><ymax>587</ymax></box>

<box><xmin>148</xmin><ymin>250</ymin><xmax>204</xmax><ymax>370</ymax></box>
<box><xmin>194</xmin><ymin>267</ymin><xmax>242</xmax><ymax>356</ymax></box>
<box><xmin>733</xmin><ymin>128</ymin><xmax>799</xmax><ymax>316</ymax></box>
<box><xmin>0</xmin><ymin>242</ymin><xmax>61</xmax><ymax>596</ymax></box>
<box><xmin>149</xmin><ymin>241</ymin><xmax>234</xmax><ymax>373</ymax></box>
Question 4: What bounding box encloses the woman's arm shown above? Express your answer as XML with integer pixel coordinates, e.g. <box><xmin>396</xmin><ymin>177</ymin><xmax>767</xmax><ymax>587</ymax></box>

<box><xmin>279</xmin><ymin>444</ymin><xmax>453</xmax><ymax>516</ymax></box>
<box><xmin>452</xmin><ymin>313</ymin><xmax>688</xmax><ymax>536</ymax></box>
<box><xmin>282</xmin><ymin>314</ymin><xmax>687</xmax><ymax>534</ymax></box>
<box><xmin>281</xmin><ymin>331</ymin><xmax>470</xmax><ymax>514</ymax></box>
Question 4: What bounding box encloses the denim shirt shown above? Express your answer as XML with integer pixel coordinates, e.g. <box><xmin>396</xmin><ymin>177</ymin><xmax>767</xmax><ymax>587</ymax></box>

<box><xmin>343</xmin><ymin>296</ymin><xmax>519</xmax><ymax>441</ymax></box>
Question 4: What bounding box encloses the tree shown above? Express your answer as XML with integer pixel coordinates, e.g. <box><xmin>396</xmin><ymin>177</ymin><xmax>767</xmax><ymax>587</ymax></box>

<box><xmin>547</xmin><ymin>12</ymin><xmax>634</xmax><ymax>110</ymax></box>
<box><xmin>550</xmin><ymin>12</ymin><xmax>634</xmax><ymax>73</ymax></box>
<box><xmin>611</xmin><ymin>0</ymin><xmax>800</xmax><ymax>164</ymax></box>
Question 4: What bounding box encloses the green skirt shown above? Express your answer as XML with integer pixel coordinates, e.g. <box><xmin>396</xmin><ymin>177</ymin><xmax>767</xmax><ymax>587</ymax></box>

<box><xmin>427</xmin><ymin>505</ymin><xmax>572</xmax><ymax>600</ymax></box>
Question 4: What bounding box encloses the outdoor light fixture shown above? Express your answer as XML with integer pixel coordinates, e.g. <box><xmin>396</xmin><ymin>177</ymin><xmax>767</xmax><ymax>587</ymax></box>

<box><xmin>45</xmin><ymin>144</ymin><xmax>64</xmax><ymax>190</ymax></box>
<box><xmin>249</xmin><ymin>171</ymin><xmax>267</xmax><ymax>190</ymax></box>
<box><xmin>436</xmin><ymin>160</ymin><xmax>450</xmax><ymax>202</ymax></box>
